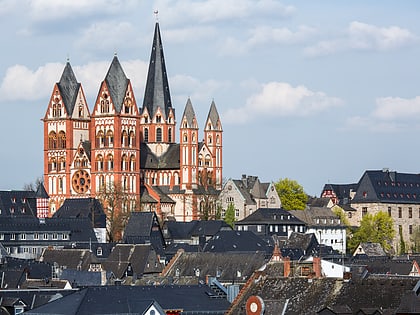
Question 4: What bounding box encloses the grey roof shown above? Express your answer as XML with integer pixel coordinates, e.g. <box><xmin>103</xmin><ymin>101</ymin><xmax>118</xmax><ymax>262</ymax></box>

<box><xmin>322</xmin><ymin>183</ymin><xmax>358</xmax><ymax>205</ymax></box>
<box><xmin>236</xmin><ymin>208</ymin><xmax>305</xmax><ymax>226</ymax></box>
<box><xmin>289</xmin><ymin>207</ymin><xmax>344</xmax><ymax>228</ymax></box>
<box><xmin>140</xmin><ymin>142</ymin><xmax>180</xmax><ymax>169</ymax></box>
<box><xmin>57</xmin><ymin>62</ymin><xmax>80</xmax><ymax>117</ymax></box>
<box><xmin>54</xmin><ymin>198</ymin><xmax>106</xmax><ymax>228</ymax></box>
<box><xmin>351</xmin><ymin>170</ymin><xmax>420</xmax><ymax>204</ymax></box>
<box><xmin>229</xmin><ymin>175</ymin><xmax>274</xmax><ymax>206</ymax></box>
<box><xmin>142</xmin><ymin>22</ymin><xmax>173</xmax><ymax>119</ymax></box>
<box><xmin>0</xmin><ymin>190</ymin><xmax>38</xmax><ymax>217</ymax></box>
<box><xmin>35</xmin><ymin>184</ymin><xmax>49</xmax><ymax>199</ymax></box>
<box><xmin>59</xmin><ymin>269</ymin><xmax>103</xmax><ymax>287</ymax></box>
<box><xmin>205</xmin><ymin>100</ymin><xmax>222</xmax><ymax>131</ymax></box>
<box><xmin>104</xmin><ymin>55</ymin><xmax>129</xmax><ymax>114</ymax></box>
<box><xmin>181</xmin><ymin>98</ymin><xmax>197</xmax><ymax>127</ymax></box>
<box><xmin>25</xmin><ymin>285</ymin><xmax>229</xmax><ymax>315</ymax></box>
<box><xmin>40</xmin><ymin>248</ymin><xmax>98</xmax><ymax>271</ymax></box>
<box><xmin>355</xmin><ymin>242</ymin><xmax>387</xmax><ymax>257</ymax></box>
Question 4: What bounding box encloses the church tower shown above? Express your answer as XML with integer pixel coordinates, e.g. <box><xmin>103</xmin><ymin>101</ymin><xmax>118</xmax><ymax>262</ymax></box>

<box><xmin>179</xmin><ymin>98</ymin><xmax>199</xmax><ymax>190</ymax></box>
<box><xmin>43</xmin><ymin>61</ymin><xmax>90</xmax><ymax>215</ymax></box>
<box><xmin>140</xmin><ymin>22</ymin><xmax>176</xmax><ymax>157</ymax></box>
<box><xmin>203</xmin><ymin>100</ymin><xmax>223</xmax><ymax>189</ymax></box>
<box><xmin>90</xmin><ymin>55</ymin><xmax>141</xmax><ymax>210</ymax></box>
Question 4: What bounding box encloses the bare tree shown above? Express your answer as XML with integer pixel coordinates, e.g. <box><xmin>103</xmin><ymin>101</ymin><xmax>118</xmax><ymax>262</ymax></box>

<box><xmin>23</xmin><ymin>176</ymin><xmax>44</xmax><ymax>191</ymax></box>
<box><xmin>98</xmin><ymin>181</ymin><xmax>132</xmax><ymax>242</ymax></box>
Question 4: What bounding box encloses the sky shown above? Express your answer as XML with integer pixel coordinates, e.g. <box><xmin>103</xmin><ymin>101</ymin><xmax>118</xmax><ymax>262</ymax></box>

<box><xmin>1</xmin><ymin>1</ymin><xmax>420</xmax><ymax>197</ymax></box>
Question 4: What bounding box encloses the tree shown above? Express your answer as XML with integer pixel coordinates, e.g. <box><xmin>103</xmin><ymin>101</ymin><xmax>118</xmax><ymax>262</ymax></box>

<box><xmin>348</xmin><ymin>211</ymin><xmax>395</xmax><ymax>253</ymax></box>
<box><xmin>410</xmin><ymin>226</ymin><xmax>420</xmax><ymax>253</ymax></box>
<box><xmin>274</xmin><ymin>178</ymin><xmax>307</xmax><ymax>210</ymax></box>
<box><xmin>23</xmin><ymin>176</ymin><xmax>44</xmax><ymax>191</ymax></box>
<box><xmin>224</xmin><ymin>203</ymin><xmax>235</xmax><ymax>228</ymax></box>
<box><xmin>98</xmin><ymin>181</ymin><xmax>131</xmax><ymax>242</ymax></box>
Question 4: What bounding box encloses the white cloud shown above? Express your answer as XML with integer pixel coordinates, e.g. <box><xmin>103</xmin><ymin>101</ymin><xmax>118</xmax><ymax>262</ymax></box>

<box><xmin>165</xmin><ymin>26</ymin><xmax>217</xmax><ymax>43</ymax></box>
<box><xmin>221</xmin><ymin>25</ymin><xmax>316</xmax><ymax>55</ymax></box>
<box><xmin>0</xmin><ymin>59</ymin><xmax>149</xmax><ymax>103</ymax></box>
<box><xmin>305</xmin><ymin>21</ymin><xmax>417</xmax><ymax>57</ymax></box>
<box><xmin>344</xmin><ymin>115</ymin><xmax>400</xmax><ymax>133</ymax></box>
<box><xmin>224</xmin><ymin>82</ymin><xmax>342</xmax><ymax>123</ymax></box>
<box><xmin>154</xmin><ymin>0</ymin><xmax>295</xmax><ymax>25</ymax></box>
<box><xmin>373</xmin><ymin>96</ymin><xmax>420</xmax><ymax>121</ymax></box>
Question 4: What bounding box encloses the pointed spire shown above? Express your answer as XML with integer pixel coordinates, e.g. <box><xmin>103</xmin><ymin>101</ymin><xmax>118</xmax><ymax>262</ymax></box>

<box><xmin>35</xmin><ymin>183</ymin><xmax>49</xmax><ymax>199</ymax></box>
<box><xmin>57</xmin><ymin>61</ymin><xmax>80</xmax><ymax>116</ymax></box>
<box><xmin>104</xmin><ymin>55</ymin><xmax>129</xmax><ymax>113</ymax></box>
<box><xmin>142</xmin><ymin>22</ymin><xmax>173</xmax><ymax>120</ymax></box>
<box><xmin>206</xmin><ymin>100</ymin><xmax>222</xmax><ymax>130</ymax></box>
<box><xmin>181</xmin><ymin>98</ymin><xmax>197</xmax><ymax>128</ymax></box>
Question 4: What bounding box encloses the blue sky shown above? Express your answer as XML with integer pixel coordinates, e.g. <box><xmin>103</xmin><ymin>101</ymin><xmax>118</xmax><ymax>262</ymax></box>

<box><xmin>1</xmin><ymin>0</ymin><xmax>420</xmax><ymax>196</ymax></box>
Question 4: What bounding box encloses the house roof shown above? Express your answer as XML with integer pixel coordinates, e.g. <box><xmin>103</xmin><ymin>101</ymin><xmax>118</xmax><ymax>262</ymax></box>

<box><xmin>140</xmin><ymin>142</ymin><xmax>180</xmax><ymax>169</ymax></box>
<box><xmin>236</xmin><ymin>208</ymin><xmax>305</xmax><ymax>226</ymax></box>
<box><xmin>289</xmin><ymin>207</ymin><xmax>344</xmax><ymax>228</ymax></box>
<box><xmin>53</xmin><ymin>198</ymin><xmax>106</xmax><ymax>228</ymax></box>
<box><xmin>0</xmin><ymin>190</ymin><xmax>38</xmax><ymax>217</ymax></box>
<box><xmin>203</xmin><ymin>230</ymin><xmax>273</xmax><ymax>255</ymax></box>
<box><xmin>35</xmin><ymin>184</ymin><xmax>49</xmax><ymax>199</ymax></box>
<box><xmin>354</xmin><ymin>242</ymin><xmax>387</xmax><ymax>257</ymax></box>
<box><xmin>25</xmin><ymin>285</ymin><xmax>229</xmax><ymax>315</ymax></box>
<box><xmin>164</xmin><ymin>220</ymin><xmax>231</xmax><ymax>241</ymax></box>
<box><xmin>322</xmin><ymin>183</ymin><xmax>358</xmax><ymax>205</ymax></box>
<box><xmin>40</xmin><ymin>248</ymin><xmax>98</xmax><ymax>271</ymax></box>
<box><xmin>142</xmin><ymin>22</ymin><xmax>173</xmax><ymax>120</ymax></box>
<box><xmin>352</xmin><ymin>170</ymin><xmax>420</xmax><ymax>204</ymax></box>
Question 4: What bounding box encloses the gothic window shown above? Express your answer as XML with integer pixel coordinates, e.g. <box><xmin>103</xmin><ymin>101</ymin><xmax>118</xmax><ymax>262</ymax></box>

<box><xmin>168</xmin><ymin>128</ymin><xmax>172</xmax><ymax>142</ymax></box>
<box><xmin>106</xmin><ymin>130</ymin><xmax>114</xmax><ymax>147</ymax></box>
<box><xmin>96</xmin><ymin>130</ymin><xmax>105</xmax><ymax>148</ymax></box>
<box><xmin>48</xmin><ymin>131</ymin><xmax>57</xmax><ymax>149</ymax></box>
<box><xmin>52</xmin><ymin>104</ymin><xmax>57</xmax><ymax>117</ymax></box>
<box><xmin>216</xmin><ymin>135</ymin><xmax>220</xmax><ymax>144</ymax></box>
<box><xmin>121</xmin><ymin>130</ymin><xmax>128</xmax><ymax>147</ymax></box>
<box><xmin>130</xmin><ymin>155</ymin><xmax>136</xmax><ymax>171</ymax></box>
<box><xmin>121</xmin><ymin>154</ymin><xmax>128</xmax><ymax>171</ymax></box>
<box><xmin>99</xmin><ymin>175</ymin><xmax>105</xmax><ymax>191</ymax></box>
<box><xmin>124</xmin><ymin>97</ymin><xmax>132</xmax><ymax>114</ymax></box>
<box><xmin>129</xmin><ymin>131</ymin><xmax>135</xmax><ymax>147</ymax></box>
<box><xmin>82</xmin><ymin>157</ymin><xmax>88</xmax><ymax>167</ymax></box>
<box><xmin>57</xmin><ymin>104</ymin><xmax>62</xmax><ymax>117</ymax></box>
<box><xmin>144</xmin><ymin>116</ymin><xmax>148</xmax><ymax>123</ymax></box>
<box><xmin>205</xmin><ymin>155</ymin><xmax>211</xmax><ymax>166</ymax></box>
<box><xmin>106</xmin><ymin>154</ymin><xmax>114</xmax><ymax>171</ymax></box>
<box><xmin>208</xmin><ymin>135</ymin><xmax>212</xmax><ymax>144</ymax></box>
<box><xmin>58</xmin><ymin>177</ymin><xmax>63</xmax><ymax>191</ymax></box>
<box><xmin>156</xmin><ymin>128</ymin><xmax>162</xmax><ymax>142</ymax></box>
<box><xmin>58</xmin><ymin>131</ymin><xmax>66</xmax><ymax>149</ymax></box>
<box><xmin>58</xmin><ymin>157</ymin><xmax>65</xmax><ymax>172</ymax></box>
<box><xmin>100</xmin><ymin>100</ymin><xmax>105</xmax><ymax>113</ymax></box>
<box><xmin>96</xmin><ymin>154</ymin><xmax>104</xmax><ymax>171</ymax></box>
<box><xmin>144</xmin><ymin>128</ymin><xmax>149</xmax><ymax>142</ymax></box>
<box><xmin>183</xmin><ymin>133</ymin><xmax>187</xmax><ymax>143</ymax></box>
<box><xmin>78</xmin><ymin>105</ymin><xmax>83</xmax><ymax>117</ymax></box>
<box><xmin>156</xmin><ymin>115</ymin><xmax>161</xmax><ymax>123</ymax></box>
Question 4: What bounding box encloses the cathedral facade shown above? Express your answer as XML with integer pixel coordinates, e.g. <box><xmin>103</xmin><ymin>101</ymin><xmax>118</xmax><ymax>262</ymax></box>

<box><xmin>42</xmin><ymin>23</ymin><xmax>223</xmax><ymax>221</ymax></box>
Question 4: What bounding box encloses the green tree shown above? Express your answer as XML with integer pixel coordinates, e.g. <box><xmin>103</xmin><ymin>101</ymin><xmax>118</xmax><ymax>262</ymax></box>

<box><xmin>274</xmin><ymin>178</ymin><xmax>307</xmax><ymax>210</ymax></box>
<box><xmin>410</xmin><ymin>226</ymin><xmax>420</xmax><ymax>253</ymax></box>
<box><xmin>399</xmin><ymin>225</ymin><xmax>406</xmax><ymax>254</ymax></box>
<box><xmin>348</xmin><ymin>211</ymin><xmax>395</xmax><ymax>253</ymax></box>
<box><xmin>224</xmin><ymin>203</ymin><xmax>235</xmax><ymax>228</ymax></box>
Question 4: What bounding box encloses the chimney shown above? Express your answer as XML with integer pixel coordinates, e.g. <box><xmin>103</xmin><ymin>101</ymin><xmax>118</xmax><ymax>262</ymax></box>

<box><xmin>313</xmin><ymin>257</ymin><xmax>322</xmax><ymax>278</ymax></box>
<box><xmin>283</xmin><ymin>257</ymin><xmax>291</xmax><ymax>277</ymax></box>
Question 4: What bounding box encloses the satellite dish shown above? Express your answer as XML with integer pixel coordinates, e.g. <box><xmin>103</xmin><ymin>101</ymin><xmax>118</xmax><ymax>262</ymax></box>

<box><xmin>246</xmin><ymin>295</ymin><xmax>265</xmax><ymax>315</ymax></box>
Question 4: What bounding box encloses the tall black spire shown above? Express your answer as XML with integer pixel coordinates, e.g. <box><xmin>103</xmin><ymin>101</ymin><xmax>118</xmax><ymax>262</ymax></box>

<box><xmin>57</xmin><ymin>61</ymin><xmax>80</xmax><ymax>116</ymax></box>
<box><xmin>142</xmin><ymin>22</ymin><xmax>173</xmax><ymax>119</ymax></box>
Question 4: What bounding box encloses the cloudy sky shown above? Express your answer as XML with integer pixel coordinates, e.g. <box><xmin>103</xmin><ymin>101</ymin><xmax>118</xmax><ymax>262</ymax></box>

<box><xmin>1</xmin><ymin>0</ymin><xmax>420</xmax><ymax>196</ymax></box>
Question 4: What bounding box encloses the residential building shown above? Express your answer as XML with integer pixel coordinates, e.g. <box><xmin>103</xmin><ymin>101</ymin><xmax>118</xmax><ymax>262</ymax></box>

<box><xmin>235</xmin><ymin>208</ymin><xmax>306</xmax><ymax>239</ymax></box>
<box><xmin>42</xmin><ymin>22</ymin><xmax>223</xmax><ymax>221</ymax></box>
<box><xmin>218</xmin><ymin>175</ymin><xmax>281</xmax><ymax>221</ymax></box>
<box><xmin>0</xmin><ymin>186</ymin><xmax>49</xmax><ymax>219</ymax></box>
<box><xmin>290</xmin><ymin>207</ymin><xmax>346</xmax><ymax>253</ymax></box>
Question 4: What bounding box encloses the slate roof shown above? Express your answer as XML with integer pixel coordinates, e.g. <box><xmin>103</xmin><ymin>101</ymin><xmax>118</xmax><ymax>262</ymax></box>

<box><xmin>206</xmin><ymin>100</ymin><xmax>222</xmax><ymax>130</ymax></box>
<box><xmin>104</xmin><ymin>55</ymin><xmax>129</xmax><ymax>114</ymax></box>
<box><xmin>322</xmin><ymin>183</ymin><xmax>358</xmax><ymax>205</ymax></box>
<box><xmin>57</xmin><ymin>62</ymin><xmax>80</xmax><ymax>116</ymax></box>
<box><xmin>0</xmin><ymin>190</ymin><xmax>38</xmax><ymax>217</ymax></box>
<box><xmin>227</xmin><ymin>265</ymin><xmax>420</xmax><ymax>315</ymax></box>
<box><xmin>101</xmin><ymin>244</ymin><xmax>163</xmax><ymax>279</ymax></box>
<box><xmin>40</xmin><ymin>248</ymin><xmax>98</xmax><ymax>271</ymax></box>
<box><xmin>164</xmin><ymin>251</ymin><xmax>268</xmax><ymax>282</ymax></box>
<box><xmin>236</xmin><ymin>208</ymin><xmax>305</xmax><ymax>226</ymax></box>
<box><xmin>142</xmin><ymin>22</ymin><xmax>173</xmax><ymax>120</ymax></box>
<box><xmin>352</xmin><ymin>170</ymin><xmax>420</xmax><ymax>204</ymax></box>
<box><xmin>164</xmin><ymin>220</ymin><xmax>231</xmax><ymax>241</ymax></box>
<box><xmin>35</xmin><ymin>184</ymin><xmax>49</xmax><ymax>199</ymax></box>
<box><xmin>203</xmin><ymin>230</ymin><xmax>273</xmax><ymax>255</ymax></box>
<box><xmin>25</xmin><ymin>285</ymin><xmax>229</xmax><ymax>315</ymax></box>
<box><xmin>53</xmin><ymin>198</ymin><xmax>106</xmax><ymax>228</ymax></box>
<box><xmin>0</xmin><ymin>258</ymin><xmax>52</xmax><ymax>289</ymax></box>
<box><xmin>140</xmin><ymin>142</ymin><xmax>180</xmax><ymax>169</ymax></box>
<box><xmin>181</xmin><ymin>98</ymin><xmax>197</xmax><ymax>127</ymax></box>
<box><xmin>289</xmin><ymin>207</ymin><xmax>344</xmax><ymax>228</ymax></box>
<box><xmin>60</xmin><ymin>269</ymin><xmax>104</xmax><ymax>287</ymax></box>
<box><xmin>354</xmin><ymin>242</ymin><xmax>387</xmax><ymax>257</ymax></box>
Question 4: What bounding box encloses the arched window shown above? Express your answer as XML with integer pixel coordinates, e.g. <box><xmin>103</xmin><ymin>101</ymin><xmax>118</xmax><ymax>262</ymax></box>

<box><xmin>121</xmin><ymin>130</ymin><xmax>128</xmax><ymax>147</ymax></box>
<box><xmin>144</xmin><ymin>128</ymin><xmax>149</xmax><ymax>142</ymax></box>
<box><xmin>48</xmin><ymin>131</ymin><xmax>57</xmax><ymax>149</ymax></box>
<box><xmin>168</xmin><ymin>128</ymin><xmax>172</xmax><ymax>142</ymax></box>
<box><xmin>129</xmin><ymin>131</ymin><xmax>135</xmax><ymax>147</ymax></box>
<box><xmin>130</xmin><ymin>155</ymin><xmax>136</xmax><ymax>171</ymax></box>
<box><xmin>121</xmin><ymin>154</ymin><xmax>128</xmax><ymax>171</ymax></box>
<box><xmin>156</xmin><ymin>115</ymin><xmax>161</xmax><ymax>123</ymax></box>
<box><xmin>100</xmin><ymin>100</ymin><xmax>105</xmax><ymax>113</ymax></box>
<box><xmin>99</xmin><ymin>175</ymin><xmax>105</xmax><ymax>191</ymax></box>
<box><xmin>106</xmin><ymin>154</ymin><xmax>114</xmax><ymax>171</ymax></box>
<box><xmin>58</xmin><ymin>157</ymin><xmax>65</xmax><ymax>172</ymax></box>
<box><xmin>156</xmin><ymin>128</ymin><xmax>162</xmax><ymax>142</ymax></box>
<box><xmin>106</xmin><ymin>130</ymin><xmax>114</xmax><ymax>147</ymax></box>
<box><xmin>57</xmin><ymin>104</ymin><xmax>62</xmax><ymax>117</ymax></box>
<box><xmin>96</xmin><ymin>130</ymin><xmax>104</xmax><ymax>148</ymax></box>
<box><xmin>183</xmin><ymin>133</ymin><xmax>188</xmax><ymax>143</ymax></box>
<box><xmin>96</xmin><ymin>155</ymin><xmax>104</xmax><ymax>171</ymax></box>
<box><xmin>58</xmin><ymin>131</ymin><xmax>66</xmax><ymax>149</ymax></box>
<box><xmin>52</xmin><ymin>104</ymin><xmax>57</xmax><ymax>117</ymax></box>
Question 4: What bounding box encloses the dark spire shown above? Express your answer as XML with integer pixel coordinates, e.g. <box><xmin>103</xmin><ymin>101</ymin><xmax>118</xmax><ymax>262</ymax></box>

<box><xmin>142</xmin><ymin>22</ymin><xmax>173</xmax><ymax>119</ymax></box>
<box><xmin>35</xmin><ymin>183</ymin><xmax>49</xmax><ymax>199</ymax></box>
<box><xmin>57</xmin><ymin>62</ymin><xmax>80</xmax><ymax>116</ymax></box>
<box><xmin>104</xmin><ymin>55</ymin><xmax>129</xmax><ymax>113</ymax></box>
<box><xmin>181</xmin><ymin>98</ymin><xmax>197</xmax><ymax>128</ymax></box>
<box><xmin>206</xmin><ymin>100</ymin><xmax>222</xmax><ymax>131</ymax></box>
